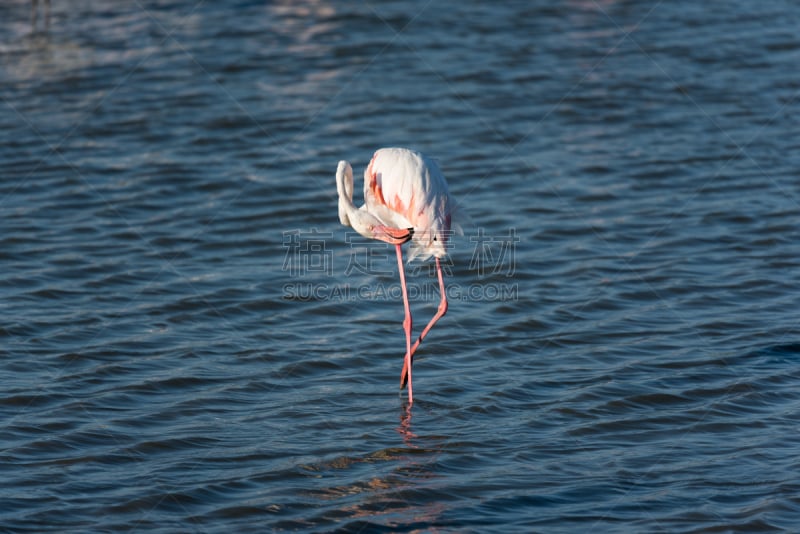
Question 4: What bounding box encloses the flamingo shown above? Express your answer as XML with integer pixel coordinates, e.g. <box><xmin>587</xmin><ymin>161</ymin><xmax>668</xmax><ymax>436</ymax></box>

<box><xmin>336</xmin><ymin>147</ymin><xmax>458</xmax><ymax>405</ymax></box>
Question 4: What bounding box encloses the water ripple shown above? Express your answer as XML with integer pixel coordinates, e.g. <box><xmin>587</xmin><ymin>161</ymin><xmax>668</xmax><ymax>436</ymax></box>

<box><xmin>3</xmin><ymin>0</ymin><xmax>800</xmax><ymax>531</ymax></box>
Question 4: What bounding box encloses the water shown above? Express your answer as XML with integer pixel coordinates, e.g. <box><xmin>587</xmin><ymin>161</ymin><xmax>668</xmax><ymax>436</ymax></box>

<box><xmin>3</xmin><ymin>1</ymin><xmax>800</xmax><ymax>531</ymax></box>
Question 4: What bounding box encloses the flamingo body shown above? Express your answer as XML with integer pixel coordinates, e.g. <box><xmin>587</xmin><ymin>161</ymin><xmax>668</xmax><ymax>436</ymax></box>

<box><xmin>364</xmin><ymin>148</ymin><xmax>454</xmax><ymax>261</ymax></box>
<box><xmin>336</xmin><ymin>147</ymin><xmax>457</xmax><ymax>405</ymax></box>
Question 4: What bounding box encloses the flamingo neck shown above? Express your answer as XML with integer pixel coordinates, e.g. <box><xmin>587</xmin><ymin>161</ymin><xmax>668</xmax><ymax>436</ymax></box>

<box><xmin>336</xmin><ymin>162</ymin><xmax>357</xmax><ymax>227</ymax></box>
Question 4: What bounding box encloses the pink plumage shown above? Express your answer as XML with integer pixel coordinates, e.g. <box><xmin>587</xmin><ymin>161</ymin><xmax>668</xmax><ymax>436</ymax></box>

<box><xmin>363</xmin><ymin>148</ymin><xmax>456</xmax><ymax>261</ymax></box>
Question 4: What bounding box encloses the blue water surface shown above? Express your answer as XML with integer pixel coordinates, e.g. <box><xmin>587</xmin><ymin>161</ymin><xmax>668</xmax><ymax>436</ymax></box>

<box><xmin>2</xmin><ymin>1</ymin><xmax>800</xmax><ymax>531</ymax></box>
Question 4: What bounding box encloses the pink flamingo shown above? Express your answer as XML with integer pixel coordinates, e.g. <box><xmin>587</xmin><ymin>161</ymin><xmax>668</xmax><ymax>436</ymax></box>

<box><xmin>336</xmin><ymin>147</ymin><xmax>458</xmax><ymax>405</ymax></box>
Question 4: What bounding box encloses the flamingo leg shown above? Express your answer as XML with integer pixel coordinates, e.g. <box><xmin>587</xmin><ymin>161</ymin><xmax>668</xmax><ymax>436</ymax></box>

<box><xmin>395</xmin><ymin>244</ymin><xmax>413</xmax><ymax>404</ymax></box>
<box><xmin>400</xmin><ymin>257</ymin><xmax>447</xmax><ymax>390</ymax></box>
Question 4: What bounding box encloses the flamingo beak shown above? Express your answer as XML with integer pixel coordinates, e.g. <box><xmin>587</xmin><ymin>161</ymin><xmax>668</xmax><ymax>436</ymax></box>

<box><xmin>374</xmin><ymin>226</ymin><xmax>414</xmax><ymax>244</ymax></box>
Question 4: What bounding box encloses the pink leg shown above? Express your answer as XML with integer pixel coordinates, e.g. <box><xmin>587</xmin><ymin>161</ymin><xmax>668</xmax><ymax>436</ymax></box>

<box><xmin>395</xmin><ymin>244</ymin><xmax>413</xmax><ymax>404</ymax></box>
<box><xmin>400</xmin><ymin>257</ymin><xmax>447</xmax><ymax>390</ymax></box>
